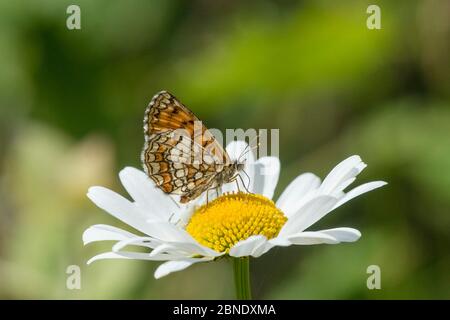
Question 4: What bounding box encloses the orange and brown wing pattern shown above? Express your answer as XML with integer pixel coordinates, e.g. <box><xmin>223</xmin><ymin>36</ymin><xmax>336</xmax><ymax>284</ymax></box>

<box><xmin>143</xmin><ymin>91</ymin><xmax>199</xmax><ymax>134</ymax></box>
<box><xmin>142</xmin><ymin>131</ymin><xmax>217</xmax><ymax>195</ymax></box>
<box><xmin>141</xmin><ymin>91</ymin><xmax>230</xmax><ymax>202</ymax></box>
<box><xmin>143</xmin><ymin>91</ymin><xmax>230</xmax><ymax>164</ymax></box>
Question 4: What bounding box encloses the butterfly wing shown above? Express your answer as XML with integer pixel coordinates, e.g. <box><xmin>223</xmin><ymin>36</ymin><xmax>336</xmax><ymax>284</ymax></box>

<box><xmin>141</xmin><ymin>91</ymin><xmax>230</xmax><ymax>202</ymax></box>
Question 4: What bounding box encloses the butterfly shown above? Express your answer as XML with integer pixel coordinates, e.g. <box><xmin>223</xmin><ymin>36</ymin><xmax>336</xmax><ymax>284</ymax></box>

<box><xmin>141</xmin><ymin>91</ymin><xmax>246</xmax><ymax>203</ymax></box>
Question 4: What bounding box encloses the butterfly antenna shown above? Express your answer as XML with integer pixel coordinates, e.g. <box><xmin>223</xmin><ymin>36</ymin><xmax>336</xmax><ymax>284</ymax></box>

<box><xmin>237</xmin><ymin>134</ymin><xmax>260</xmax><ymax>162</ymax></box>
<box><xmin>235</xmin><ymin>135</ymin><xmax>257</xmax><ymax>162</ymax></box>
<box><xmin>238</xmin><ymin>143</ymin><xmax>260</xmax><ymax>163</ymax></box>
<box><xmin>238</xmin><ymin>143</ymin><xmax>250</xmax><ymax>162</ymax></box>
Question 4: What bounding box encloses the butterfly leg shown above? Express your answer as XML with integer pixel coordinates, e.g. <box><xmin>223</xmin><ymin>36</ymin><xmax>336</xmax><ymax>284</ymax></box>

<box><xmin>240</xmin><ymin>169</ymin><xmax>253</xmax><ymax>194</ymax></box>
<box><xmin>234</xmin><ymin>179</ymin><xmax>241</xmax><ymax>192</ymax></box>
<box><xmin>237</xmin><ymin>174</ymin><xmax>251</xmax><ymax>193</ymax></box>
<box><xmin>216</xmin><ymin>186</ymin><xmax>220</xmax><ymax>198</ymax></box>
<box><xmin>168</xmin><ymin>211</ymin><xmax>175</xmax><ymax>223</ymax></box>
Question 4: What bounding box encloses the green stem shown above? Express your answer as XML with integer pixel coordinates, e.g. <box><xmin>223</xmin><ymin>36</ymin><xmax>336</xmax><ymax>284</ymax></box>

<box><xmin>233</xmin><ymin>257</ymin><xmax>252</xmax><ymax>300</ymax></box>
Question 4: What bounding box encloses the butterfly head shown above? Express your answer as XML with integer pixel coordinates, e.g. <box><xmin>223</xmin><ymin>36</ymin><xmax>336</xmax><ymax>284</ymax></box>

<box><xmin>233</xmin><ymin>161</ymin><xmax>245</xmax><ymax>173</ymax></box>
<box><xmin>227</xmin><ymin>160</ymin><xmax>245</xmax><ymax>182</ymax></box>
<box><xmin>218</xmin><ymin>160</ymin><xmax>245</xmax><ymax>183</ymax></box>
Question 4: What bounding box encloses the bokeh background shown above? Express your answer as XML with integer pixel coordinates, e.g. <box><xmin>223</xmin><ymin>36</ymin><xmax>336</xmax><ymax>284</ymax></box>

<box><xmin>0</xmin><ymin>0</ymin><xmax>449</xmax><ymax>299</ymax></box>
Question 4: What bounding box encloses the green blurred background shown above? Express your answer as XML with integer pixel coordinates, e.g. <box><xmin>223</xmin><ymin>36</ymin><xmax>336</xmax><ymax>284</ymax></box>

<box><xmin>0</xmin><ymin>0</ymin><xmax>449</xmax><ymax>299</ymax></box>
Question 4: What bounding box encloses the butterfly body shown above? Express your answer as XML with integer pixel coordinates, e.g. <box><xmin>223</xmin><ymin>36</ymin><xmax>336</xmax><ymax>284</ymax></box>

<box><xmin>141</xmin><ymin>91</ymin><xmax>244</xmax><ymax>203</ymax></box>
<box><xmin>213</xmin><ymin>162</ymin><xmax>244</xmax><ymax>186</ymax></box>
<box><xmin>179</xmin><ymin>161</ymin><xmax>243</xmax><ymax>203</ymax></box>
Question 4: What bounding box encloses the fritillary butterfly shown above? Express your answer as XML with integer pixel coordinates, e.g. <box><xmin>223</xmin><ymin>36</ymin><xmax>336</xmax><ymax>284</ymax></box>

<box><xmin>141</xmin><ymin>91</ymin><xmax>245</xmax><ymax>203</ymax></box>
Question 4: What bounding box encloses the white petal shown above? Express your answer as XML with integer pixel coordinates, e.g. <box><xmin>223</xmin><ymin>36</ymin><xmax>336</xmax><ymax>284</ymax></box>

<box><xmin>112</xmin><ymin>236</ymin><xmax>161</xmax><ymax>252</ymax></box>
<box><xmin>154</xmin><ymin>261</ymin><xmax>193</xmax><ymax>279</ymax></box>
<box><xmin>335</xmin><ymin>177</ymin><xmax>356</xmax><ymax>194</ymax></box>
<box><xmin>278</xmin><ymin>195</ymin><xmax>338</xmax><ymax>237</ymax></box>
<box><xmin>149</xmin><ymin>243</ymin><xmax>178</xmax><ymax>257</ymax></box>
<box><xmin>119</xmin><ymin>167</ymin><xmax>178</xmax><ymax>221</ymax></box>
<box><xmin>252</xmin><ymin>157</ymin><xmax>280</xmax><ymax>199</ymax></box>
<box><xmin>141</xmin><ymin>221</ymin><xmax>221</xmax><ymax>257</ymax></box>
<box><xmin>87</xmin><ymin>186</ymin><xmax>155</xmax><ymax>236</ymax></box>
<box><xmin>177</xmin><ymin>206</ymin><xmax>196</xmax><ymax>227</ymax></box>
<box><xmin>252</xmin><ymin>241</ymin><xmax>275</xmax><ymax>257</ymax></box>
<box><xmin>82</xmin><ymin>224</ymin><xmax>139</xmax><ymax>245</ymax></box>
<box><xmin>229</xmin><ymin>235</ymin><xmax>267</xmax><ymax>257</ymax></box>
<box><xmin>287</xmin><ymin>231</ymin><xmax>339</xmax><ymax>245</ymax></box>
<box><xmin>277</xmin><ymin>228</ymin><xmax>361</xmax><ymax>246</ymax></box>
<box><xmin>226</xmin><ymin>141</ymin><xmax>253</xmax><ymax>163</ymax></box>
<box><xmin>319</xmin><ymin>155</ymin><xmax>365</xmax><ymax>195</ymax></box>
<box><xmin>268</xmin><ymin>237</ymin><xmax>292</xmax><ymax>247</ymax></box>
<box><xmin>276</xmin><ymin>173</ymin><xmax>321</xmax><ymax>216</ymax></box>
<box><xmin>150</xmin><ymin>241</ymin><xmax>221</xmax><ymax>258</ymax></box>
<box><xmin>317</xmin><ymin>227</ymin><xmax>361</xmax><ymax>242</ymax></box>
<box><xmin>174</xmin><ymin>195</ymin><xmax>207</xmax><ymax>227</ymax></box>
<box><xmin>87</xmin><ymin>251</ymin><xmax>170</xmax><ymax>264</ymax></box>
<box><xmin>333</xmin><ymin>181</ymin><xmax>387</xmax><ymax>209</ymax></box>
<box><xmin>221</xmin><ymin>181</ymin><xmax>238</xmax><ymax>194</ymax></box>
<box><xmin>143</xmin><ymin>221</ymin><xmax>194</xmax><ymax>243</ymax></box>
<box><xmin>154</xmin><ymin>258</ymin><xmax>212</xmax><ymax>279</ymax></box>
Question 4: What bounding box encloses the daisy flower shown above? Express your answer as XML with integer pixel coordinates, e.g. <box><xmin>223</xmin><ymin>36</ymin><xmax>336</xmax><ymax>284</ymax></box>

<box><xmin>83</xmin><ymin>141</ymin><xmax>386</xmax><ymax>297</ymax></box>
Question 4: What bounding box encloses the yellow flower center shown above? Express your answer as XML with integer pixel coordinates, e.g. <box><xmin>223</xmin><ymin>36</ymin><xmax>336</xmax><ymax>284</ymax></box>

<box><xmin>186</xmin><ymin>192</ymin><xmax>287</xmax><ymax>253</ymax></box>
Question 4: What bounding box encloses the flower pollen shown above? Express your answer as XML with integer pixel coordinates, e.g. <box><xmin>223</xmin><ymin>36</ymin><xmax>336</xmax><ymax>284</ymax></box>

<box><xmin>186</xmin><ymin>192</ymin><xmax>287</xmax><ymax>253</ymax></box>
